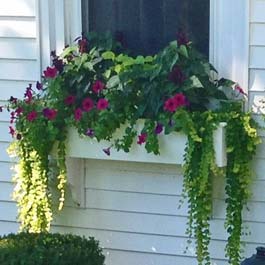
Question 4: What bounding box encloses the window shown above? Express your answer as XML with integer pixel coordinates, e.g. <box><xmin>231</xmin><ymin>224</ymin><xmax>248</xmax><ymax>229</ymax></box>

<box><xmin>82</xmin><ymin>0</ymin><xmax>209</xmax><ymax>56</ymax></box>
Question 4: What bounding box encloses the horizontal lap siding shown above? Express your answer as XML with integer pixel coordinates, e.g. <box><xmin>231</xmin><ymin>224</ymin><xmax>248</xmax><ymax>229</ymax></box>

<box><xmin>0</xmin><ymin>0</ymin><xmax>40</xmax><ymax>236</ymax></box>
<box><xmin>52</xmin><ymin>159</ymin><xmax>265</xmax><ymax>264</ymax></box>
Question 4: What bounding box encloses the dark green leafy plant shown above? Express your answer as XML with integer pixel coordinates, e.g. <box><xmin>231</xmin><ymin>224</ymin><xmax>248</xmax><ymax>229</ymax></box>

<box><xmin>2</xmin><ymin>32</ymin><xmax>261</xmax><ymax>265</ymax></box>
<box><xmin>0</xmin><ymin>232</ymin><xmax>105</xmax><ymax>265</ymax></box>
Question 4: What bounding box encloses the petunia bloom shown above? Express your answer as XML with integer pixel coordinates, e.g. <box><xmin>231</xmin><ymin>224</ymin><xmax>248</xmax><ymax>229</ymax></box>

<box><xmin>74</xmin><ymin>108</ymin><xmax>82</xmax><ymax>121</ymax></box>
<box><xmin>64</xmin><ymin>95</ymin><xmax>76</xmax><ymax>105</ymax></box>
<box><xmin>82</xmin><ymin>97</ymin><xmax>94</xmax><ymax>112</ymax></box>
<box><xmin>78</xmin><ymin>37</ymin><xmax>89</xmax><ymax>54</ymax></box>
<box><xmin>164</xmin><ymin>98</ymin><xmax>177</xmax><ymax>113</ymax></box>
<box><xmin>27</xmin><ymin>111</ymin><xmax>37</xmax><ymax>122</ymax></box>
<box><xmin>137</xmin><ymin>133</ymin><xmax>147</xmax><ymax>145</ymax></box>
<box><xmin>155</xmin><ymin>123</ymin><xmax>163</xmax><ymax>135</ymax></box>
<box><xmin>36</xmin><ymin>81</ymin><xmax>43</xmax><ymax>90</ymax></box>
<box><xmin>9</xmin><ymin>126</ymin><xmax>15</xmax><ymax>137</ymax></box>
<box><xmin>103</xmin><ymin>147</ymin><xmax>111</xmax><ymax>156</ymax></box>
<box><xmin>173</xmin><ymin>93</ymin><xmax>187</xmax><ymax>107</ymax></box>
<box><xmin>86</xmin><ymin>128</ymin><xmax>94</xmax><ymax>137</ymax></box>
<box><xmin>44</xmin><ymin>67</ymin><xmax>57</xmax><ymax>78</ymax></box>
<box><xmin>97</xmin><ymin>98</ymin><xmax>109</xmax><ymax>110</ymax></box>
<box><xmin>0</xmin><ymin>106</ymin><xmax>3</xmax><ymax>112</ymax></box>
<box><xmin>235</xmin><ymin>84</ymin><xmax>247</xmax><ymax>96</ymax></box>
<box><xmin>92</xmin><ymin>80</ymin><xmax>105</xmax><ymax>94</ymax></box>
<box><xmin>43</xmin><ymin>108</ymin><xmax>57</xmax><ymax>120</ymax></box>
<box><xmin>176</xmin><ymin>31</ymin><xmax>189</xmax><ymax>46</ymax></box>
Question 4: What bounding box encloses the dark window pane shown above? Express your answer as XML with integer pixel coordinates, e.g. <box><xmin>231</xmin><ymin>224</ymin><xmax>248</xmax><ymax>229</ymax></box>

<box><xmin>82</xmin><ymin>0</ymin><xmax>209</xmax><ymax>56</ymax></box>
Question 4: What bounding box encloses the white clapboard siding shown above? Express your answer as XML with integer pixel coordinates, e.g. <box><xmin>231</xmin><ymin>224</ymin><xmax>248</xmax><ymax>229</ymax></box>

<box><xmin>250</xmin><ymin>24</ymin><xmax>265</xmax><ymax>46</ymax></box>
<box><xmin>0</xmin><ymin>38</ymin><xmax>38</xmax><ymax>60</ymax></box>
<box><xmin>0</xmin><ymin>0</ymin><xmax>40</xmax><ymax>237</ymax></box>
<box><xmin>0</xmin><ymin>0</ymin><xmax>36</xmax><ymax>17</ymax></box>
<box><xmin>250</xmin><ymin>46</ymin><xmax>265</xmax><ymax>69</ymax></box>
<box><xmin>250</xmin><ymin>0</ymin><xmax>265</xmax><ymax>22</ymax></box>
<box><xmin>249</xmin><ymin>69</ymin><xmax>265</xmax><ymax>91</ymax></box>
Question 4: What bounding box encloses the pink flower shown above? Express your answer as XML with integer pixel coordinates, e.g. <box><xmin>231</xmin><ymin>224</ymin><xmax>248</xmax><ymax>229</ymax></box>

<box><xmin>92</xmin><ymin>80</ymin><xmax>105</xmax><ymax>94</ymax></box>
<box><xmin>164</xmin><ymin>98</ymin><xmax>177</xmax><ymax>113</ymax></box>
<box><xmin>74</xmin><ymin>108</ymin><xmax>82</xmax><ymax>121</ymax></box>
<box><xmin>235</xmin><ymin>84</ymin><xmax>247</xmax><ymax>96</ymax></box>
<box><xmin>82</xmin><ymin>97</ymin><xmax>94</xmax><ymax>112</ymax></box>
<box><xmin>64</xmin><ymin>95</ymin><xmax>76</xmax><ymax>105</ymax></box>
<box><xmin>15</xmin><ymin>107</ymin><xmax>23</xmax><ymax>116</ymax></box>
<box><xmin>9</xmin><ymin>126</ymin><xmax>15</xmax><ymax>137</ymax></box>
<box><xmin>173</xmin><ymin>93</ymin><xmax>187</xmax><ymax>107</ymax></box>
<box><xmin>24</xmin><ymin>86</ymin><xmax>33</xmax><ymax>103</ymax></box>
<box><xmin>137</xmin><ymin>133</ymin><xmax>147</xmax><ymax>145</ymax></box>
<box><xmin>27</xmin><ymin>111</ymin><xmax>37</xmax><ymax>122</ymax></box>
<box><xmin>97</xmin><ymin>98</ymin><xmax>109</xmax><ymax>110</ymax></box>
<box><xmin>43</xmin><ymin>108</ymin><xmax>57</xmax><ymax>120</ymax></box>
<box><xmin>78</xmin><ymin>38</ymin><xmax>89</xmax><ymax>54</ymax></box>
<box><xmin>44</xmin><ymin>67</ymin><xmax>57</xmax><ymax>78</ymax></box>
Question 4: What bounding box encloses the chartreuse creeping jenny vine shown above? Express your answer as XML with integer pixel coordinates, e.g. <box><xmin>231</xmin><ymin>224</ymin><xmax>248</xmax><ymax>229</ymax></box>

<box><xmin>2</xmin><ymin>32</ymin><xmax>261</xmax><ymax>264</ymax></box>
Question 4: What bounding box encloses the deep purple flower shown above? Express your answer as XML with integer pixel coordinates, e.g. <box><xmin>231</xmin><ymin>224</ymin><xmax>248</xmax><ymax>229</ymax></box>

<box><xmin>16</xmin><ymin>133</ymin><xmax>22</xmax><ymax>140</ymax></box>
<box><xmin>86</xmin><ymin>128</ymin><xmax>94</xmax><ymax>137</ymax></box>
<box><xmin>177</xmin><ymin>31</ymin><xmax>189</xmax><ymax>46</ymax></box>
<box><xmin>43</xmin><ymin>108</ymin><xmax>57</xmax><ymax>120</ymax></box>
<box><xmin>78</xmin><ymin>37</ymin><xmax>89</xmax><ymax>54</ymax></box>
<box><xmin>53</xmin><ymin>58</ymin><xmax>64</xmax><ymax>73</ymax></box>
<box><xmin>103</xmin><ymin>147</ymin><xmax>111</xmax><ymax>156</ymax></box>
<box><xmin>155</xmin><ymin>123</ymin><xmax>163</xmax><ymax>135</ymax></box>
<box><xmin>9</xmin><ymin>96</ymin><xmax>17</xmax><ymax>104</ymax></box>
<box><xmin>168</xmin><ymin>66</ymin><xmax>186</xmax><ymax>85</ymax></box>
<box><xmin>36</xmin><ymin>81</ymin><xmax>43</xmax><ymax>90</ymax></box>
<box><xmin>24</xmin><ymin>86</ymin><xmax>33</xmax><ymax>103</ymax></box>
<box><xmin>0</xmin><ymin>106</ymin><xmax>3</xmax><ymax>112</ymax></box>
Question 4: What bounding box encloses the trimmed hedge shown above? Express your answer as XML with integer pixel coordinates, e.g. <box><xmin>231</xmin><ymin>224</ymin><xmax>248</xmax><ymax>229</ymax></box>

<box><xmin>0</xmin><ymin>232</ymin><xmax>105</xmax><ymax>265</ymax></box>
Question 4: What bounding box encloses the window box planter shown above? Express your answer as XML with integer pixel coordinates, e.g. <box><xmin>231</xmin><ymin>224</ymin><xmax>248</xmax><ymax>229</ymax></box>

<box><xmin>64</xmin><ymin>122</ymin><xmax>227</xmax><ymax>207</ymax></box>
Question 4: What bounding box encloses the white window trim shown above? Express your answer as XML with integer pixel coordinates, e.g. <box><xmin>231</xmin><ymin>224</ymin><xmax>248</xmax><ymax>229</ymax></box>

<box><xmin>210</xmin><ymin>0</ymin><xmax>250</xmax><ymax>92</ymax></box>
<box><xmin>39</xmin><ymin>0</ymin><xmax>250</xmax><ymax>93</ymax></box>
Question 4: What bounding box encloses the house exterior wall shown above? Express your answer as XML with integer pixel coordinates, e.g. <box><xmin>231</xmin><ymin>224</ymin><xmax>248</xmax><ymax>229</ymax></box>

<box><xmin>0</xmin><ymin>1</ymin><xmax>265</xmax><ymax>265</ymax></box>
<box><xmin>0</xmin><ymin>0</ymin><xmax>40</xmax><ymax>234</ymax></box>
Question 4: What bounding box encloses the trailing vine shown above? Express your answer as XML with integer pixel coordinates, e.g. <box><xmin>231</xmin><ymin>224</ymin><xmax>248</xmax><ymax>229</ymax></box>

<box><xmin>1</xmin><ymin>32</ymin><xmax>261</xmax><ymax>264</ymax></box>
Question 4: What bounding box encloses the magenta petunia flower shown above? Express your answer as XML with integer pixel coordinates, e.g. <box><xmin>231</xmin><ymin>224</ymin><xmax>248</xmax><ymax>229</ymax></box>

<box><xmin>43</xmin><ymin>67</ymin><xmax>57</xmax><ymax>78</ymax></box>
<box><xmin>64</xmin><ymin>95</ymin><xmax>76</xmax><ymax>105</ymax></box>
<box><xmin>137</xmin><ymin>133</ymin><xmax>147</xmax><ymax>145</ymax></box>
<box><xmin>164</xmin><ymin>98</ymin><xmax>177</xmax><ymax>113</ymax></box>
<box><xmin>155</xmin><ymin>123</ymin><xmax>163</xmax><ymax>135</ymax></box>
<box><xmin>78</xmin><ymin>38</ymin><xmax>89</xmax><ymax>54</ymax></box>
<box><xmin>82</xmin><ymin>97</ymin><xmax>94</xmax><ymax>112</ymax></box>
<box><xmin>168</xmin><ymin>66</ymin><xmax>186</xmax><ymax>85</ymax></box>
<box><xmin>97</xmin><ymin>98</ymin><xmax>109</xmax><ymax>110</ymax></box>
<box><xmin>27</xmin><ymin>111</ymin><xmax>37</xmax><ymax>122</ymax></box>
<box><xmin>9</xmin><ymin>126</ymin><xmax>15</xmax><ymax>137</ymax></box>
<box><xmin>43</xmin><ymin>108</ymin><xmax>57</xmax><ymax>120</ymax></box>
<box><xmin>24</xmin><ymin>87</ymin><xmax>33</xmax><ymax>103</ymax></box>
<box><xmin>235</xmin><ymin>84</ymin><xmax>247</xmax><ymax>96</ymax></box>
<box><xmin>74</xmin><ymin>108</ymin><xmax>82</xmax><ymax>121</ymax></box>
<box><xmin>92</xmin><ymin>80</ymin><xmax>105</xmax><ymax>94</ymax></box>
<box><xmin>15</xmin><ymin>107</ymin><xmax>23</xmax><ymax>116</ymax></box>
<box><xmin>9</xmin><ymin>96</ymin><xmax>17</xmax><ymax>104</ymax></box>
<box><xmin>173</xmin><ymin>93</ymin><xmax>187</xmax><ymax>107</ymax></box>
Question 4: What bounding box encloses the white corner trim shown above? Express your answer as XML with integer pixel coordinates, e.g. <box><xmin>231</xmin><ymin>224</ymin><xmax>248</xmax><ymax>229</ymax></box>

<box><xmin>210</xmin><ymin>0</ymin><xmax>250</xmax><ymax>93</ymax></box>
<box><xmin>64</xmin><ymin>0</ymin><xmax>82</xmax><ymax>45</ymax></box>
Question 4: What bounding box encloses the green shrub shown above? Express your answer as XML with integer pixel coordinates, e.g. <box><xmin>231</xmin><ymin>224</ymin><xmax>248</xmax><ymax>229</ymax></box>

<box><xmin>0</xmin><ymin>232</ymin><xmax>105</xmax><ymax>265</ymax></box>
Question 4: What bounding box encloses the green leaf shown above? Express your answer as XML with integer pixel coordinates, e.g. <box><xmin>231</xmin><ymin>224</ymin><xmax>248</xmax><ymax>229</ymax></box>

<box><xmin>179</xmin><ymin>45</ymin><xmax>189</xmax><ymax>58</ymax></box>
<box><xmin>106</xmin><ymin>75</ymin><xmax>120</xmax><ymax>88</ymax></box>
<box><xmin>190</xmin><ymin>75</ymin><xmax>204</xmax><ymax>88</ymax></box>
<box><xmin>102</xmin><ymin>51</ymin><xmax>115</xmax><ymax>60</ymax></box>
